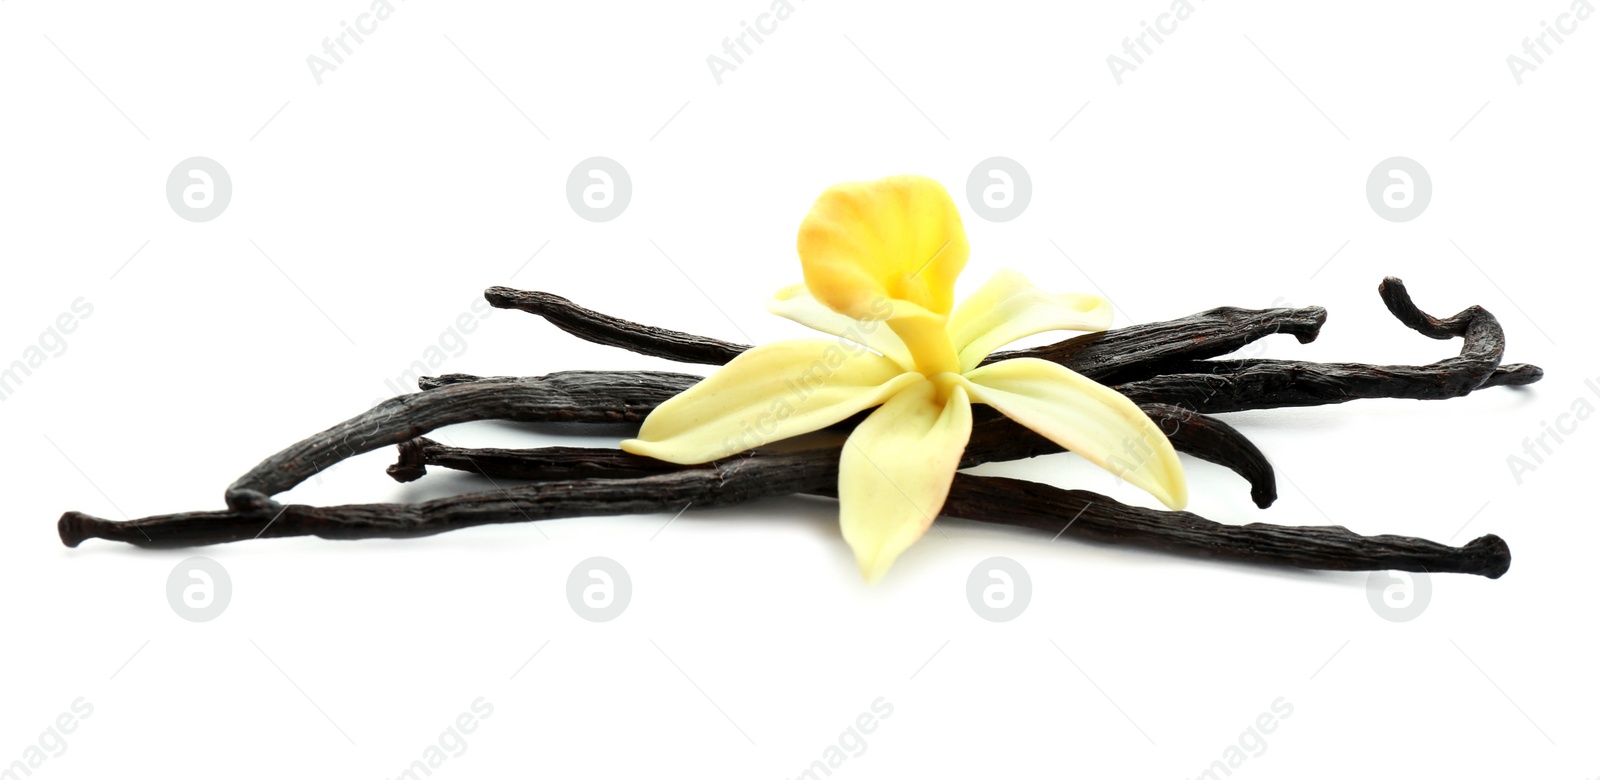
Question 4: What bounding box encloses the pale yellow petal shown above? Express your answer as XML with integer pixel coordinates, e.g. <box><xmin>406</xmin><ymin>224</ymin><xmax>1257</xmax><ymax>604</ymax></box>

<box><xmin>765</xmin><ymin>284</ymin><xmax>915</xmax><ymax>371</ymax></box>
<box><xmin>796</xmin><ymin>175</ymin><xmax>970</xmax><ymax>320</ymax></box>
<box><xmin>839</xmin><ymin>380</ymin><xmax>973</xmax><ymax>583</ymax></box>
<box><xmin>622</xmin><ymin>339</ymin><xmax>918</xmax><ymax>464</ymax></box>
<box><xmin>949</xmin><ymin>270</ymin><xmax>1113</xmax><ymax>372</ymax></box>
<box><xmin>959</xmin><ymin>358</ymin><xmax>1187</xmax><ymax>509</ymax></box>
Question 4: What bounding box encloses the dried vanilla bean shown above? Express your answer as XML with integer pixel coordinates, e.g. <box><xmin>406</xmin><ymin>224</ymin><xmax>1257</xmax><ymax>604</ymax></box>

<box><xmin>389</xmin><ymin>399</ymin><xmax>1278</xmax><ymax>509</ymax></box>
<box><xmin>1135</xmin><ymin>404</ymin><xmax>1276</xmax><ymax>508</ymax></box>
<box><xmin>228</xmin><ymin>373</ymin><xmax>1276</xmax><ymax>513</ymax></box>
<box><xmin>386</xmin><ymin>439</ymin><xmax>676</xmax><ymax>484</ymax></box>
<box><xmin>224</xmin><ymin>371</ymin><xmax>699</xmax><ymax>511</ymax></box>
<box><xmin>1111</xmin><ymin>279</ymin><xmax>1522</xmax><ymax>413</ymax></box>
<box><xmin>939</xmin><ymin>475</ymin><xmax>1509</xmax><ymax>578</ymax></box>
<box><xmin>992</xmin><ymin>305</ymin><xmax>1325</xmax><ymax>383</ymax></box>
<box><xmin>960</xmin><ymin>404</ymin><xmax>1278</xmax><ymax>507</ymax></box>
<box><xmin>484</xmin><ymin>285</ymin><xmax>1329</xmax><ymax>383</ymax></box>
<box><xmin>390</xmin><ymin>441</ymin><xmax>1500</xmax><ymax>577</ymax></box>
<box><xmin>1146</xmin><ymin>360</ymin><xmax>1540</xmax><ymax>391</ymax></box>
<box><xmin>61</xmin><ymin>450</ymin><xmax>1508</xmax><ymax>579</ymax></box>
<box><xmin>69</xmin><ymin>453</ymin><xmax>833</xmax><ymax>548</ymax></box>
<box><xmin>1116</xmin><ymin>361</ymin><xmax>1540</xmax><ymax>413</ymax></box>
<box><xmin>484</xmin><ymin>288</ymin><xmax>749</xmax><ymax>366</ymax></box>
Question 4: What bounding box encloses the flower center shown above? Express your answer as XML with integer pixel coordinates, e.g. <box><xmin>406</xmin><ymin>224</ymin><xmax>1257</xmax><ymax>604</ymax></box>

<box><xmin>888</xmin><ymin>315</ymin><xmax>960</xmax><ymax>377</ymax></box>
<box><xmin>929</xmin><ymin>371</ymin><xmax>965</xmax><ymax>405</ymax></box>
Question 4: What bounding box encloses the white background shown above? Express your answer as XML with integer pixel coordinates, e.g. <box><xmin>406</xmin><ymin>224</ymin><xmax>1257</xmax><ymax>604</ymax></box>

<box><xmin>3</xmin><ymin>1</ymin><xmax>1597</xmax><ymax>777</ymax></box>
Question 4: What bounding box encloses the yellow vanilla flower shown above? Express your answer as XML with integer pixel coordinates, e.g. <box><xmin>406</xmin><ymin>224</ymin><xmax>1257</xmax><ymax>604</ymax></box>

<box><xmin>623</xmin><ymin>175</ymin><xmax>1187</xmax><ymax>581</ymax></box>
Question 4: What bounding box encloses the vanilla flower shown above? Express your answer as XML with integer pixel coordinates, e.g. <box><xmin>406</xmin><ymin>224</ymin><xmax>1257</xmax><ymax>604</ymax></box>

<box><xmin>623</xmin><ymin>175</ymin><xmax>1187</xmax><ymax>581</ymax></box>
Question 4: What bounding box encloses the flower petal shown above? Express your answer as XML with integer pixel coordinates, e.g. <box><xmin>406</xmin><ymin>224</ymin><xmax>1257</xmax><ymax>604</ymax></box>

<box><xmin>766</xmin><ymin>284</ymin><xmax>915</xmax><ymax>370</ymax></box>
<box><xmin>621</xmin><ymin>339</ymin><xmax>918</xmax><ymax>464</ymax></box>
<box><xmin>797</xmin><ymin>175</ymin><xmax>970</xmax><ymax>320</ymax></box>
<box><xmin>960</xmin><ymin>358</ymin><xmax>1187</xmax><ymax>509</ymax></box>
<box><xmin>949</xmin><ymin>270</ymin><xmax>1112</xmax><ymax>372</ymax></box>
<box><xmin>839</xmin><ymin>379</ymin><xmax>973</xmax><ymax>583</ymax></box>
